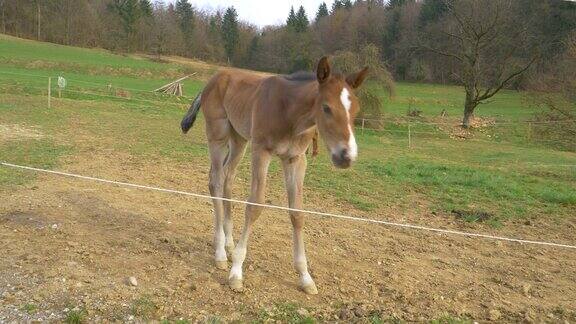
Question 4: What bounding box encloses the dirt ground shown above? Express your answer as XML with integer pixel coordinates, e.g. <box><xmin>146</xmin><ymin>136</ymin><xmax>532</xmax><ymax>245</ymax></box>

<box><xmin>1</xmin><ymin>140</ymin><xmax>576</xmax><ymax>322</ymax></box>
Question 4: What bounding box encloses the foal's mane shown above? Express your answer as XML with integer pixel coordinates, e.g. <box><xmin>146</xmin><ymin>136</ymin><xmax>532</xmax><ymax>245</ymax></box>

<box><xmin>283</xmin><ymin>71</ymin><xmax>345</xmax><ymax>83</ymax></box>
<box><xmin>282</xmin><ymin>71</ymin><xmax>317</xmax><ymax>82</ymax></box>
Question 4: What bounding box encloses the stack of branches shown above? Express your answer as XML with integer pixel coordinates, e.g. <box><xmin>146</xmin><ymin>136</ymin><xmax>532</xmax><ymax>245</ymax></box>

<box><xmin>154</xmin><ymin>74</ymin><xmax>196</xmax><ymax>96</ymax></box>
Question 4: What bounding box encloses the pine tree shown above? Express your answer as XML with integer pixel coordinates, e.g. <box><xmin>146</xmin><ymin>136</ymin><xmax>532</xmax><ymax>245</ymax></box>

<box><xmin>343</xmin><ymin>0</ymin><xmax>353</xmax><ymax>9</ymax></box>
<box><xmin>139</xmin><ymin>0</ymin><xmax>152</xmax><ymax>17</ymax></box>
<box><xmin>209</xmin><ymin>11</ymin><xmax>223</xmax><ymax>38</ymax></box>
<box><xmin>221</xmin><ymin>6</ymin><xmax>239</xmax><ymax>63</ymax></box>
<box><xmin>418</xmin><ymin>0</ymin><xmax>449</xmax><ymax>27</ymax></box>
<box><xmin>295</xmin><ymin>5</ymin><xmax>309</xmax><ymax>32</ymax></box>
<box><xmin>286</xmin><ymin>6</ymin><xmax>297</xmax><ymax>29</ymax></box>
<box><xmin>315</xmin><ymin>2</ymin><xmax>329</xmax><ymax>22</ymax></box>
<box><xmin>246</xmin><ymin>35</ymin><xmax>260</xmax><ymax>68</ymax></box>
<box><xmin>332</xmin><ymin>0</ymin><xmax>343</xmax><ymax>13</ymax></box>
<box><xmin>107</xmin><ymin>0</ymin><xmax>152</xmax><ymax>31</ymax></box>
<box><xmin>175</xmin><ymin>0</ymin><xmax>195</xmax><ymax>53</ymax></box>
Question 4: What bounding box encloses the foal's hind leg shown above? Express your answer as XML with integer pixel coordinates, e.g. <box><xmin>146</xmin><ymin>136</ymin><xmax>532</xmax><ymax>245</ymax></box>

<box><xmin>208</xmin><ymin>141</ymin><xmax>228</xmax><ymax>269</ymax></box>
<box><xmin>207</xmin><ymin>121</ymin><xmax>230</xmax><ymax>270</ymax></box>
<box><xmin>222</xmin><ymin>134</ymin><xmax>247</xmax><ymax>255</ymax></box>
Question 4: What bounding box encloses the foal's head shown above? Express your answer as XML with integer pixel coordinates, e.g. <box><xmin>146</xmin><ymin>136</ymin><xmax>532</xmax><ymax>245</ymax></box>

<box><xmin>314</xmin><ymin>57</ymin><xmax>369</xmax><ymax>169</ymax></box>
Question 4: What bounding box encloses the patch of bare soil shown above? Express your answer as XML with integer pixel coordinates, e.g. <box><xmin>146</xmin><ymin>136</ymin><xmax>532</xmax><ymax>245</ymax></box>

<box><xmin>0</xmin><ymin>124</ymin><xmax>44</xmax><ymax>142</ymax></box>
<box><xmin>0</xmin><ymin>153</ymin><xmax>575</xmax><ymax>322</ymax></box>
<box><xmin>434</xmin><ymin>117</ymin><xmax>497</xmax><ymax>140</ymax></box>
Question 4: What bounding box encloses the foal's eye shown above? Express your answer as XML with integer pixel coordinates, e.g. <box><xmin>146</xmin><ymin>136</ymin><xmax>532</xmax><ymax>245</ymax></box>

<box><xmin>322</xmin><ymin>104</ymin><xmax>332</xmax><ymax>115</ymax></box>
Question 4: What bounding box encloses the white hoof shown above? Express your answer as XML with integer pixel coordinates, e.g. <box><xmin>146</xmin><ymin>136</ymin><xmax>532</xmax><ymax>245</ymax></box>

<box><xmin>301</xmin><ymin>282</ymin><xmax>318</xmax><ymax>295</ymax></box>
<box><xmin>229</xmin><ymin>277</ymin><xmax>244</xmax><ymax>292</ymax></box>
<box><xmin>215</xmin><ymin>260</ymin><xmax>228</xmax><ymax>270</ymax></box>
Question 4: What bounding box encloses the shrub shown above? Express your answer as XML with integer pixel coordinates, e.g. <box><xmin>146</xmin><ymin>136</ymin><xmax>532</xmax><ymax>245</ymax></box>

<box><xmin>332</xmin><ymin>44</ymin><xmax>396</xmax><ymax>127</ymax></box>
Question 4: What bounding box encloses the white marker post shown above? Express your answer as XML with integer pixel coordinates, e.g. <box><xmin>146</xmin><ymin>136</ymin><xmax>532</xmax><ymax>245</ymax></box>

<box><xmin>57</xmin><ymin>76</ymin><xmax>67</xmax><ymax>98</ymax></box>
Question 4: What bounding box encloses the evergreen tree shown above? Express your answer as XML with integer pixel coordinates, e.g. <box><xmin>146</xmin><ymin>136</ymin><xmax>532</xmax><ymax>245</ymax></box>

<box><xmin>107</xmin><ymin>0</ymin><xmax>155</xmax><ymax>50</ymax></box>
<box><xmin>295</xmin><ymin>5</ymin><xmax>309</xmax><ymax>32</ymax></box>
<box><xmin>107</xmin><ymin>0</ymin><xmax>141</xmax><ymax>34</ymax></box>
<box><xmin>139</xmin><ymin>0</ymin><xmax>152</xmax><ymax>17</ymax></box>
<box><xmin>332</xmin><ymin>0</ymin><xmax>343</xmax><ymax>13</ymax></box>
<box><xmin>419</xmin><ymin>0</ymin><xmax>449</xmax><ymax>27</ymax></box>
<box><xmin>315</xmin><ymin>2</ymin><xmax>329</xmax><ymax>22</ymax></box>
<box><xmin>343</xmin><ymin>0</ymin><xmax>353</xmax><ymax>9</ymax></box>
<box><xmin>209</xmin><ymin>12</ymin><xmax>222</xmax><ymax>37</ymax></box>
<box><xmin>175</xmin><ymin>0</ymin><xmax>195</xmax><ymax>52</ymax></box>
<box><xmin>387</xmin><ymin>0</ymin><xmax>406</xmax><ymax>9</ymax></box>
<box><xmin>221</xmin><ymin>6</ymin><xmax>239</xmax><ymax>63</ymax></box>
<box><xmin>287</xmin><ymin>6</ymin><xmax>297</xmax><ymax>29</ymax></box>
<box><xmin>246</xmin><ymin>35</ymin><xmax>260</xmax><ymax>68</ymax></box>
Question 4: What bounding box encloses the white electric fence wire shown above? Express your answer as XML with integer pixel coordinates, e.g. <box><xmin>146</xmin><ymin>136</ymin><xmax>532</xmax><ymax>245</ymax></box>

<box><xmin>1</xmin><ymin>162</ymin><xmax>575</xmax><ymax>250</ymax></box>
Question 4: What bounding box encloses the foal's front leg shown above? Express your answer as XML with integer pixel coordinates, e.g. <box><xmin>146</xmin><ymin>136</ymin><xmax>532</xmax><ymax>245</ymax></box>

<box><xmin>282</xmin><ymin>154</ymin><xmax>318</xmax><ymax>295</ymax></box>
<box><xmin>229</xmin><ymin>149</ymin><xmax>272</xmax><ymax>292</ymax></box>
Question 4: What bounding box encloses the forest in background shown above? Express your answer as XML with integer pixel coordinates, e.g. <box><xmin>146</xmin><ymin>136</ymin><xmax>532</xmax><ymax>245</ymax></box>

<box><xmin>1</xmin><ymin>0</ymin><xmax>574</xmax><ymax>80</ymax></box>
<box><xmin>1</xmin><ymin>0</ymin><xmax>575</xmax><ymax>129</ymax></box>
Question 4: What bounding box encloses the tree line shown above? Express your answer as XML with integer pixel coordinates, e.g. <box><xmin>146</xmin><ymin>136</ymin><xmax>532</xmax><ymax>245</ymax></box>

<box><xmin>1</xmin><ymin>0</ymin><xmax>575</xmax><ymax>127</ymax></box>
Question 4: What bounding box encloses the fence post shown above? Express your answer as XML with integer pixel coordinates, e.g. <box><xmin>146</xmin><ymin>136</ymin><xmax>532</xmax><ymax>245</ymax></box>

<box><xmin>47</xmin><ymin>77</ymin><xmax>51</xmax><ymax>108</ymax></box>
<box><xmin>408</xmin><ymin>124</ymin><xmax>412</xmax><ymax>149</ymax></box>
<box><xmin>362</xmin><ymin>118</ymin><xmax>365</xmax><ymax>134</ymax></box>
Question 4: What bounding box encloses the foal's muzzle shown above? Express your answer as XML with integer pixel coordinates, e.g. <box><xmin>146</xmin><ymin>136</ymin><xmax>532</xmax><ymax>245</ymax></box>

<box><xmin>332</xmin><ymin>148</ymin><xmax>352</xmax><ymax>169</ymax></box>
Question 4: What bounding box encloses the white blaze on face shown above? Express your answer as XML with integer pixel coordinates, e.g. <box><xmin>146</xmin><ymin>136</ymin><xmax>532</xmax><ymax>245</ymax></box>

<box><xmin>340</xmin><ymin>87</ymin><xmax>358</xmax><ymax>160</ymax></box>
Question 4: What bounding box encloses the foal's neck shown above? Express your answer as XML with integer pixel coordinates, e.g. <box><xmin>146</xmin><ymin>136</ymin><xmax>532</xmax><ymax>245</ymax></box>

<box><xmin>290</xmin><ymin>82</ymin><xmax>319</xmax><ymax>136</ymax></box>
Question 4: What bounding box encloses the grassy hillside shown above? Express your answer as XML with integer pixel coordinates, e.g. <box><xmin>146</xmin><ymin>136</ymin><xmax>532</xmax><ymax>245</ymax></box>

<box><xmin>0</xmin><ymin>34</ymin><xmax>207</xmax><ymax>97</ymax></box>
<box><xmin>1</xmin><ymin>34</ymin><xmax>575</xmax><ymax>227</ymax></box>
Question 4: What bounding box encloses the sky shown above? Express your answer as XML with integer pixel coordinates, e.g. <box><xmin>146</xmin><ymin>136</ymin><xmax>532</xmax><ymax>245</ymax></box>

<box><xmin>166</xmin><ymin>0</ymin><xmax>336</xmax><ymax>28</ymax></box>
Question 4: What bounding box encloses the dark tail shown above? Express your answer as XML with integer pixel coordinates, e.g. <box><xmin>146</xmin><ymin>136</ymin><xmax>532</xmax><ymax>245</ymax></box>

<box><xmin>181</xmin><ymin>92</ymin><xmax>202</xmax><ymax>134</ymax></box>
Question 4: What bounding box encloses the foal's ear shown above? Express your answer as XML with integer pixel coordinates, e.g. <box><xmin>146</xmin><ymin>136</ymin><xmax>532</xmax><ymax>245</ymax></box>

<box><xmin>316</xmin><ymin>56</ymin><xmax>331</xmax><ymax>84</ymax></box>
<box><xmin>346</xmin><ymin>67</ymin><xmax>370</xmax><ymax>89</ymax></box>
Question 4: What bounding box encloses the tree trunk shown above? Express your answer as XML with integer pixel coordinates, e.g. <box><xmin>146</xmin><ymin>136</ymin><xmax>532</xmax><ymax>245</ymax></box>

<box><xmin>36</xmin><ymin>1</ymin><xmax>40</xmax><ymax>41</ymax></box>
<box><xmin>65</xmin><ymin>0</ymin><xmax>70</xmax><ymax>45</ymax></box>
<box><xmin>463</xmin><ymin>104</ymin><xmax>475</xmax><ymax>128</ymax></box>
<box><xmin>462</xmin><ymin>90</ymin><xmax>476</xmax><ymax>128</ymax></box>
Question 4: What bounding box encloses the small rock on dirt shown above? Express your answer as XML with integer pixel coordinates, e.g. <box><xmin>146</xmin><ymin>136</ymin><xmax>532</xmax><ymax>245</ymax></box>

<box><xmin>339</xmin><ymin>308</ymin><xmax>353</xmax><ymax>320</ymax></box>
<box><xmin>524</xmin><ymin>308</ymin><xmax>536</xmax><ymax>322</ymax></box>
<box><xmin>522</xmin><ymin>283</ymin><xmax>532</xmax><ymax>296</ymax></box>
<box><xmin>353</xmin><ymin>306</ymin><xmax>367</xmax><ymax>317</ymax></box>
<box><xmin>127</xmin><ymin>276</ymin><xmax>138</xmax><ymax>286</ymax></box>
<box><xmin>297</xmin><ymin>308</ymin><xmax>309</xmax><ymax>317</ymax></box>
<box><xmin>489</xmin><ymin>309</ymin><xmax>501</xmax><ymax>321</ymax></box>
<box><xmin>183</xmin><ymin>283</ymin><xmax>197</xmax><ymax>291</ymax></box>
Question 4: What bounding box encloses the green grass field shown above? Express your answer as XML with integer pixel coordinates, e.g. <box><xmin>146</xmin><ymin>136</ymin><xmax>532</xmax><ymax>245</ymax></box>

<box><xmin>1</xmin><ymin>34</ymin><xmax>575</xmax><ymax>228</ymax></box>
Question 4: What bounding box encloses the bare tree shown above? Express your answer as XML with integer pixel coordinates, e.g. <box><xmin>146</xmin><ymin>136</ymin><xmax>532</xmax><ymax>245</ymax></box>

<box><xmin>421</xmin><ymin>0</ymin><xmax>537</xmax><ymax>128</ymax></box>
<box><xmin>527</xmin><ymin>33</ymin><xmax>576</xmax><ymax>150</ymax></box>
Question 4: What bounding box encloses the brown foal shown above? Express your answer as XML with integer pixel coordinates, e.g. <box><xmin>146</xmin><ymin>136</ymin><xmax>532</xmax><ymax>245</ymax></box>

<box><xmin>181</xmin><ymin>57</ymin><xmax>368</xmax><ymax>294</ymax></box>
